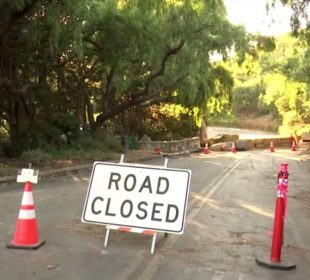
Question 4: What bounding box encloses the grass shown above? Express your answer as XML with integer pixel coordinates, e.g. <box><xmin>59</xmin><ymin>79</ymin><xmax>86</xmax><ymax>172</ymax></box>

<box><xmin>0</xmin><ymin>163</ymin><xmax>20</xmax><ymax>177</ymax></box>
<box><xmin>0</xmin><ymin>149</ymin><xmax>120</xmax><ymax>177</ymax></box>
<box><xmin>0</xmin><ymin>131</ymin><xmax>124</xmax><ymax>177</ymax></box>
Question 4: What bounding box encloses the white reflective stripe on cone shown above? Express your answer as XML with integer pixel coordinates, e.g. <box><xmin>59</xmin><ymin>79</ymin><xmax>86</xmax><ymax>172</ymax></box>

<box><xmin>18</xmin><ymin>209</ymin><xmax>36</xmax><ymax>219</ymax></box>
<box><xmin>21</xmin><ymin>191</ymin><xmax>34</xmax><ymax>205</ymax></box>
<box><xmin>106</xmin><ymin>225</ymin><xmax>155</xmax><ymax>234</ymax></box>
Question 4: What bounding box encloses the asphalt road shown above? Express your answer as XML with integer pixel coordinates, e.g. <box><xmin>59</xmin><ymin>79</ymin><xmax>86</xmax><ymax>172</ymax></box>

<box><xmin>0</xmin><ymin>149</ymin><xmax>309</xmax><ymax>280</ymax></box>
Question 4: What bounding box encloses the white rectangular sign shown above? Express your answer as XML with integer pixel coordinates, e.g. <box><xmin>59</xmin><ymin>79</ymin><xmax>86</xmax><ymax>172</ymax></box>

<box><xmin>17</xmin><ymin>168</ymin><xmax>39</xmax><ymax>184</ymax></box>
<box><xmin>82</xmin><ymin>162</ymin><xmax>191</xmax><ymax>234</ymax></box>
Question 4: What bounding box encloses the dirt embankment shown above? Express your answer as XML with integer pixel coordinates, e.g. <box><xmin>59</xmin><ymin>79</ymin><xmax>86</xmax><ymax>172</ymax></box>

<box><xmin>237</xmin><ymin>114</ymin><xmax>280</xmax><ymax>132</ymax></box>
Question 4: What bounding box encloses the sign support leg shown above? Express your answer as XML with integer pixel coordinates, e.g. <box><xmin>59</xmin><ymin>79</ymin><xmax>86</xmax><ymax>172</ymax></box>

<box><xmin>164</xmin><ymin>157</ymin><xmax>168</xmax><ymax>168</ymax></box>
<box><xmin>164</xmin><ymin>157</ymin><xmax>169</xmax><ymax>239</ymax></box>
<box><xmin>149</xmin><ymin>158</ymin><xmax>169</xmax><ymax>254</ymax></box>
<box><xmin>104</xmin><ymin>228</ymin><xmax>110</xmax><ymax>248</ymax></box>
<box><xmin>151</xmin><ymin>233</ymin><xmax>157</xmax><ymax>254</ymax></box>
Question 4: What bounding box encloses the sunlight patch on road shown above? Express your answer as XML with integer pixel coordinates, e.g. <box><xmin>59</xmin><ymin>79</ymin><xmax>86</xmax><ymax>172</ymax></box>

<box><xmin>191</xmin><ymin>192</ymin><xmax>221</xmax><ymax>210</ymax></box>
<box><xmin>194</xmin><ymin>152</ymin><xmax>245</xmax><ymax>160</ymax></box>
<box><xmin>71</xmin><ymin>176</ymin><xmax>82</xmax><ymax>182</ymax></box>
<box><xmin>191</xmin><ymin>220</ymin><xmax>207</xmax><ymax>230</ymax></box>
<box><xmin>265</xmin><ymin>150</ymin><xmax>309</xmax><ymax>162</ymax></box>
<box><xmin>239</xmin><ymin>201</ymin><xmax>274</xmax><ymax>219</ymax></box>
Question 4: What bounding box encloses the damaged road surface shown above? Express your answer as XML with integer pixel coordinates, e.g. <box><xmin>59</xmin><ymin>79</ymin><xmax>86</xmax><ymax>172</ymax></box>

<box><xmin>0</xmin><ymin>149</ymin><xmax>309</xmax><ymax>280</ymax></box>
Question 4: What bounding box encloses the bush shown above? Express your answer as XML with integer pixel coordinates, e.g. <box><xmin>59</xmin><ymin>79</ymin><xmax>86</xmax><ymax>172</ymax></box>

<box><xmin>110</xmin><ymin>104</ymin><xmax>199</xmax><ymax>141</ymax></box>
<box><xmin>207</xmin><ymin>113</ymin><xmax>239</xmax><ymax>128</ymax></box>
<box><xmin>1</xmin><ymin>139</ymin><xmax>32</xmax><ymax>157</ymax></box>
<box><xmin>75</xmin><ymin>130</ymin><xmax>122</xmax><ymax>152</ymax></box>
<box><xmin>49</xmin><ymin>113</ymin><xmax>81</xmax><ymax>143</ymax></box>
<box><xmin>100</xmin><ymin>133</ymin><xmax>122</xmax><ymax>152</ymax></box>
<box><xmin>232</xmin><ymin>83</ymin><xmax>267</xmax><ymax>117</ymax></box>
<box><xmin>76</xmin><ymin>135</ymin><xmax>103</xmax><ymax>150</ymax></box>
<box><xmin>20</xmin><ymin>114</ymin><xmax>81</xmax><ymax>152</ymax></box>
<box><xmin>21</xmin><ymin>149</ymin><xmax>52</xmax><ymax>166</ymax></box>
<box><xmin>138</xmin><ymin>107</ymin><xmax>198</xmax><ymax>141</ymax></box>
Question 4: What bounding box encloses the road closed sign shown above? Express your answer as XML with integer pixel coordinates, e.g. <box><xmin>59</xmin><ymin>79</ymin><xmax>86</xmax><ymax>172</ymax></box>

<box><xmin>82</xmin><ymin>162</ymin><xmax>191</xmax><ymax>234</ymax></box>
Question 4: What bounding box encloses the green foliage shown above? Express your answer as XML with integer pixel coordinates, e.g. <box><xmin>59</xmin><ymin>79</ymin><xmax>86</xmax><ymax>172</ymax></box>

<box><xmin>49</xmin><ymin>114</ymin><xmax>81</xmax><ymax>141</ymax></box>
<box><xmin>133</xmin><ymin>105</ymin><xmax>199</xmax><ymax>141</ymax></box>
<box><xmin>74</xmin><ymin>129</ymin><xmax>122</xmax><ymax>153</ymax></box>
<box><xmin>53</xmin><ymin>148</ymin><xmax>112</xmax><ymax>161</ymax></box>
<box><xmin>256</xmin><ymin>35</ymin><xmax>276</xmax><ymax>52</ymax></box>
<box><xmin>259</xmin><ymin>36</ymin><xmax>310</xmax><ymax>132</ymax></box>
<box><xmin>0</xmin><ymin>163</ymin><xmax>17</xmax><ymax>177</ymax></box>
<box><xmin>207</xmin><ymin>113</ymin><xmax>238</xmax><ymax>128</ymax></box>
<box><xmin>75</xmin><ymin>0</ymin><xmax>248</xmax><ymax>126</ymax></box>
<box><xmin>226</xmin><ymin>33</ymin><xmax>310</xmax><ymax>134</ymax></box>
<box><xmin>0</xmin><ymin>140</ymin><xmax>19</xmax><ymax>157</ymax></box>
<box><xmin>0</xmin><ymin>0</ymin><xmax>249</xmax><ymax>153</ymax></box>
<box><xmin>232</xmin><ymin>82</ymin><xmax>266</xmax><ymax>116</ymax></box>
<box><xmin>273</xmin><ymin>0</ymin><xmax>310</xmax><ymax>44</ymax></box>
<box><xmin>0</xmin><ymin>135</ymin><xmax>45</xmax><ymax>157</ymax></box>
<box><xmin>50</xmin><ymin>129</ymin><xmax>122</xmax><ymax>161</ymax></box>
<box><xmin>21</xmin><ymin>149</ymin><xmax>52</xmax><ymax>166</ymax></box>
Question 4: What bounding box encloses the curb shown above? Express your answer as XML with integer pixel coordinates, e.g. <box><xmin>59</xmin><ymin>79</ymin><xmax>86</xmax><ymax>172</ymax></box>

<box><xmin>0</xmin><ymin>164</ymin><xmax>93</xmax><ymax>185</ymax></box>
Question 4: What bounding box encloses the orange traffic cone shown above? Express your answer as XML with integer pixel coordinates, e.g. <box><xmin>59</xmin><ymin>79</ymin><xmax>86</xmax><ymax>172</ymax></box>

<box><xmin>270</xmin><ymin>141</ymin><xmax>275</xmax><ymax>152</ymax></box>
<box><xmin>204</xmin><ymin>143</ymin><xmax>209</xmax><ymax>154</ymax></box>
<box><xmin>291</xmin><ymin>141</ymin><xmax>297</xmax><ymax>151</ymax></box>
<box><xmin>7</xmin><ymin>181</ymin><xmax>45</xmax><ymax>249</ymax></box>
<box><xmin>231</xmin><ymin>142</ymin><xmax>236</xmax><ymax>153</ymax></box>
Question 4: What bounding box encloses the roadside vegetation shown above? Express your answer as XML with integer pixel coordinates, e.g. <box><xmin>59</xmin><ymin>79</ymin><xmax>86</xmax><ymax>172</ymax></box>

<box><xmin>0</xmin><ymin>0</ymin><xmax>309</xmax><ymax>170</ymax></box>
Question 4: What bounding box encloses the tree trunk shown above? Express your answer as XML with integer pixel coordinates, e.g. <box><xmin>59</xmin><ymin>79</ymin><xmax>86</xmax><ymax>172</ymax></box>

<box><xmin>199</xmin><ymin>116</ymin><xmax>208</xmax><ymax>147</ymax></box>
<box><xmin>85</xmin><ymin>96</ymin><xmax>95</xmax><ymax>131</ymax></box>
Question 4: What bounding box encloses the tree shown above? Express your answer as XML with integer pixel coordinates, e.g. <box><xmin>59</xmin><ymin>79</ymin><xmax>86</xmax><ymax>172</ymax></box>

<box><xmin>0</xmin><ymin>0</ymin><xmax>249</xmax><ymax>153</ymax></box>
<box><xmin>0</xmin><ymin>0</ymin><xmax>86</xmax><ymax>152</ymax></box>
<box><xmin>269</xmin><ymin>1</ymin><xmax>310</xmax><ymax>45</ymax></box>
<box><xmin>82</xmin><ymin>0</ymin><xmax>249</xmax><ymax>130</ymax></box>
<box><xmin>259</xmin><ymin>35</ymin><xmax>310</xmax><ymax>134</ymax></box>
<box><xmin>230</xmin><ymin>32</ymin><xmax>310</xmax><ymax>135</ymax></box>
<box><xmin>269</xmin><ymin>1</ymin><xmax>310</xmax><ymax>134</ymax></box>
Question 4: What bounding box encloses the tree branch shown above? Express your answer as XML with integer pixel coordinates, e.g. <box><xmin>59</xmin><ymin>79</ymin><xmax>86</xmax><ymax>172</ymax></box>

<box><xmin>83</xmin><ymin>37</ymin><xmax>104</xmax><ymax>51</ymax></box>
<box><xmin>131</xmin><ymin>39</ymin><xmax>185</xmax><ymax>100</ymax></box>
<box><xmin>95</xmin><ymin>74</ymin><xmax>187</xmax><ymax>126</ymax></box>
<box><xmin>145</xmin><ymin>39</ymin><xmax>185</xmax><ymax>88</ymax></box>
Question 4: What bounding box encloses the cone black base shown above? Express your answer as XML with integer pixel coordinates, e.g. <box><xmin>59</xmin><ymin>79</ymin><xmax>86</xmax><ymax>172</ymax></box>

<box><xmin>7</xmin><ymin>240</ymin><xmax>45</xmax><ymax>250</ymax></box>
<box><xmin>255</xmin><ymin>256</ymin><xmax>296</xmax><ymax>271</ymax></box>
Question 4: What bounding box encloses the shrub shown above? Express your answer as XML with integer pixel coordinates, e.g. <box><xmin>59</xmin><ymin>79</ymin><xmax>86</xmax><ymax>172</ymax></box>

<box><xmin>74</xmin><ymin>130</ymin><xmax>122</xmax><ymax>152</ymax></box>
<box><xmin>138</xmin><ymin>107</ymin><xmax>198</xmax><ymax>141</ymax></box>
<box><xmin>93</xmin><ymin>129</ymin><xmax>122</xmax><ymax>152</ymax></box>
<box><xmin>1</xmin><ymin>139</ymin><xmax>31</xmax><ymax>157</ymax></box>
<box><xmin>76</xmin><ymin>135</ymin><xmax>102</xmax><ymax>150</ymax></box>
<box><xmin>49</xmin><ymin>113</ymin><xmax>81</xmax><ymax>143</ymax></box>
<box><xmin>232</xmin><ymin>83</ymin><xmax>267</xmax><ymax>116</ymax></box>
<box><xmin>21</xmin><ymin>149</ymin><xmax>52</xmax><ymax>166</ymax></box>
